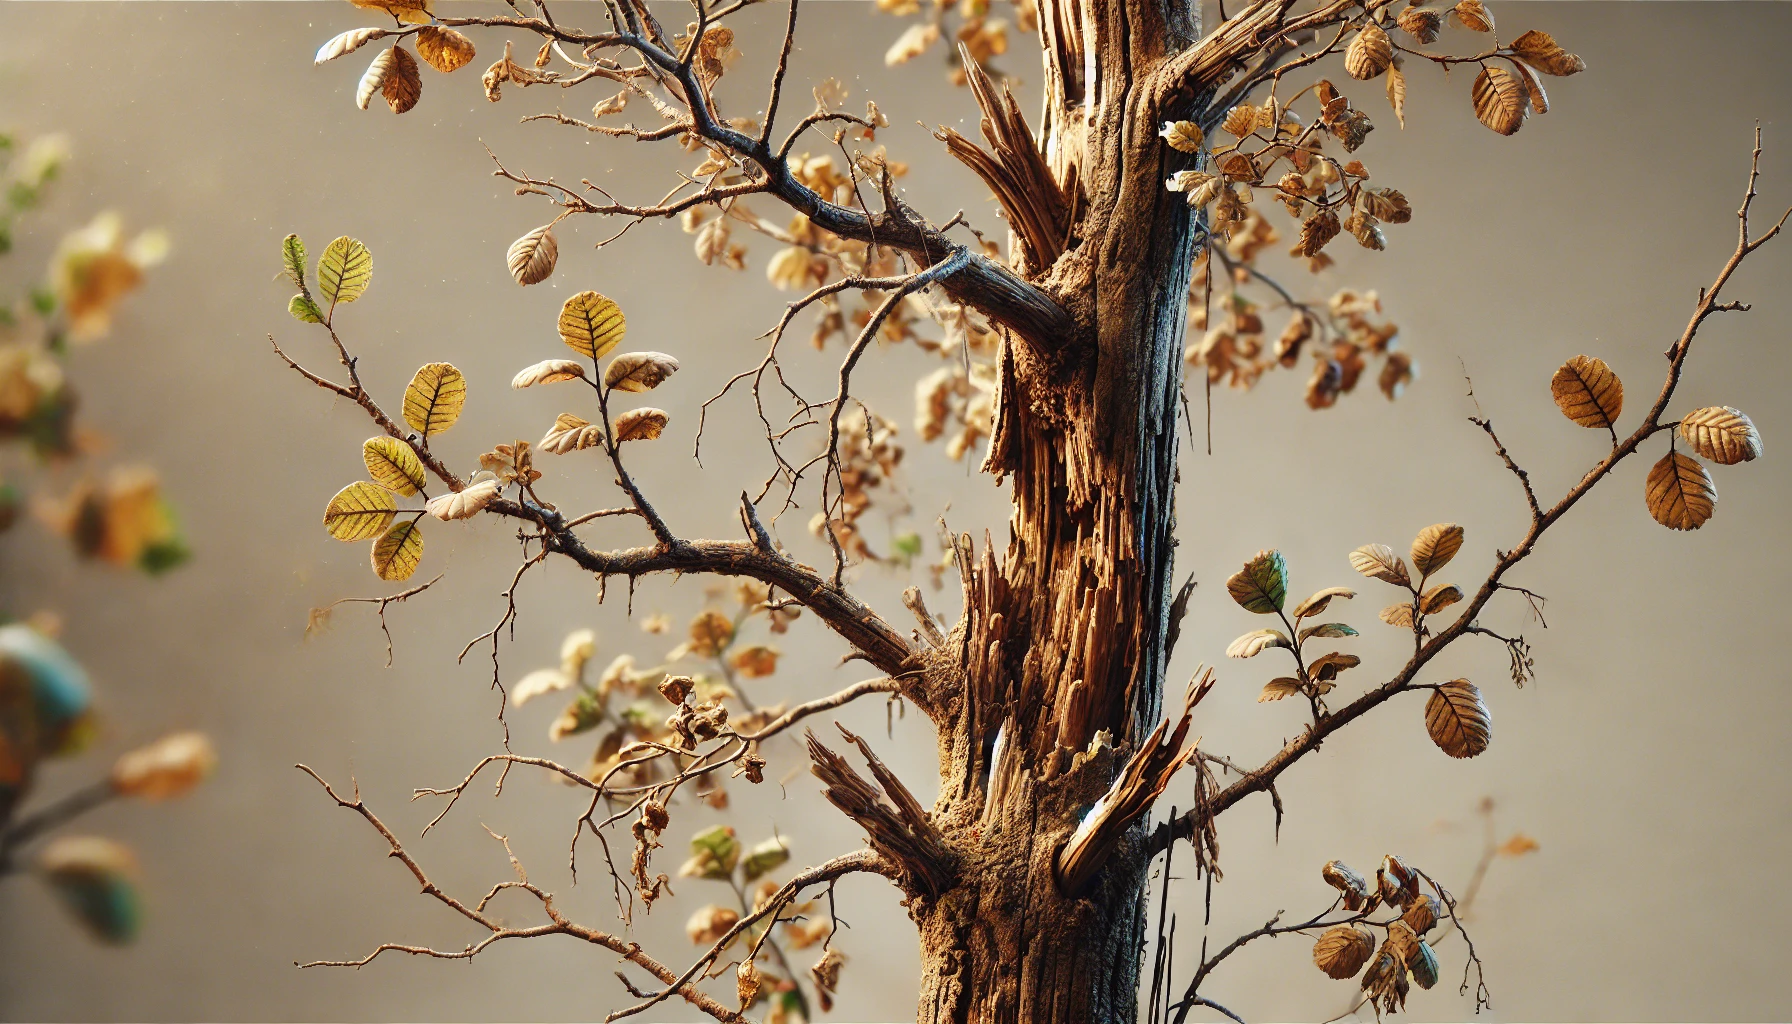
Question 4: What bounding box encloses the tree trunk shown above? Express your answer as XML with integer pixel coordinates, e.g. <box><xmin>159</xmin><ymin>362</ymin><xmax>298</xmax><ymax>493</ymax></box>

<box><xmin>905</xmin><ymin>0</ymin><xmax>1204</xmax><ymax>1018</ymax></box>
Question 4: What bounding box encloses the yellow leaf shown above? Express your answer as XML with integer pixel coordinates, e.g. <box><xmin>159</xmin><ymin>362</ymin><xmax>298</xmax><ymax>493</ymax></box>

<box><xmin>1678</xmin><ymin>406</ymin><xmax>1762</xmax><ymax>465</ymax></box>
<box><xmin>1645</xmin><ymin>451</ymin><xmax>1716</xmax><ymax>530</ymax></box>
<box><xmin>512</xmin><ymin>359</ymin><xmax>586</xmax><ymax>388</ymax></box>
<box><xmin>1549</xmin><ymin>355</ymin><xmax>1623</xmax><ymax>430</ymax></box>
<box><xmin>1471</xmin><ymin>66</ymin><xmax>1526</xmax><ymax>136</ymax></box>
<box><xmin>1498</xmin><ymin>832</ymin><xmax>1541</xmax><ymax>857</ymax></box>
<box><xmin>614</xmin><ymin>407</ymin><xmax>669</xmax><ymax>442</ymax></box>
<box><xmin>1158</xmin><ymin>120</ymin><xmax>1204</xmax><ymax>154</ymax></box>
<box><xmin>604</xmin><ymin>352</ymin><xmax>681</xmax><ymax>393</ymax></box>
<box><xmin>1221</xmin><ymin>104</ymin><xmax>1259</xmax><ymax>138</ymax></box>
<box><xmin>403</xmin><ymin>362</ymin><xmax>466</xmax><ymax>436</ymax></box>
<box><xmin>415</xmin><ymin>25</ymin><xmax>476</xmax><ymax>73</ymax></box>
<box><xmin>506</xmin><ymin>225</ymin><xmax>558</xmax><ymax>286</ymax></box>
<box><xmin>1425</xmin><ymin>679</ymin><xmax>1490</xmax><ymax>758</ymax></box>
<box><xmin>1410</xmin><ymin>523</ymin><xmax>1463</xmax><ymax>577</ymax></box>
<box><xmin>1386</xmin><ymin>59</ymin><xmax>1407</xmax><ymax>129</ymax></box>
<box><xmin>323</xmin><ymin>481</ymin><xmax>398</xmax><ymax>541</ymax></box>
<box><xmin>363</xmin><ymin>437</ymin><xmax>426</xmax><ymax>496</ymax></box>
<box><xmin>371</xmin><ymin>519</ymin><xmax>424</xmax><ymax>581</ymax></box>
<box><xmin>559</xmin><ymin>290</ymin><xmax>627</xmax><ymax>359</ymax></box>
<box><xmin>425</xmin><ymin>478</ymin><xmax>501</xmax><ymax>520</ymax></box>
<box><xmin>317</xmin><ymin>236</ymin><xmax>372</xmax><ymax>305</ymax></box>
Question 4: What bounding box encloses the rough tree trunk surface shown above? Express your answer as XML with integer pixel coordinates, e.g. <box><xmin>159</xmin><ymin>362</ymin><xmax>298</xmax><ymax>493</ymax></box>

<box><xmin>904</xmin><ymin>0</ymin><xmax>1202</xmax><ymax>1019</ymax></box>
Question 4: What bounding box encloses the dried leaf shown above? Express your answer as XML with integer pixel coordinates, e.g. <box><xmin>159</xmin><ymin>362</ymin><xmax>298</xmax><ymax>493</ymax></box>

<box><xmin>1292</xmin><ymin>586</ymin><xmax>1355</xmax><ymax>619</ymax></box>
<box><xmin>1509</xmin><ymin>29</ymin><xmax>1585</xmax><ymax>76</ymax></box>
<box><xmin>316</xmin><ymin>236</ymin><xmax>372</xmax><ymax>305</ymax></box>
<box><xmin>323</xmin><ymin>481</ymin><xmax>398</xmax><ymax>541</ymax></box>
<box><xmin>729</xmin><ymin>644</ymin><xmax>779</xmax><ymax>678</ymax></box>
<box><xmin>1550</xmin><ymin>355</ymin><xmax>1623</xmax><ymax>429</ymax></box>
<box><xmin>512</xmin><ymin>667</ymin><xmax>571</xmax><ymax>706</ymax></box>
<box><xmin>1345</xmin><ymin>22</ymin><xmax>1393</xmax><ymax>80</ymax></box>
<box><xmin>1296</xmin><ymin>210</ymin><xmax>1341</xmax><ymax>256</ymax></box>
<box><xmin>1645</xmin><ymin>451</ymin><xmax>1716</xmax><ymax>530</ymax></box>
<box><xmin>614</xmin><ymin>407</ymin><xmax>670</xmax><ymax>442</ymax></box>
<box><xmin>1221</xmin><ymin>103</ymin><xmax>1260</xmax><ymax>138</ymax></box>
<box><xmin>685</xmin><ymin>904</ymin><xmax>740</xmax><ymax>944</ymax></box>
<box><xmin>1299</xmin><ymin>622</ymin><xmax>1359</xmax><ymax>641</ymax></box>
<box><xmin>559</xmin><ymin>291</ymin><xmax>627</xmax><ymax>359</ymax></box>
<box><xmin>884</xmin><ymin>22</ymin><xmax>940</xmax><ymax>66</ymax></box>
<box><xmin>1471</xmin><ymin>66</ymin><xmax>1525</xmax><ymax>136</ymax></box>
<box><xmin>1313</xmin><ymin>925</ymin><xmax>1376</xmax><ymax>979</ymax></box>
<box><xmin>1452</xmin><ymin>0</ymin><xmax>1493</xmax><ymax>32</ymax></box>
<box><xmin>736</xmin><ymin>959</ymin><xmax>762</xmax><ymax>1010</ymax></box>
<box><xmin>1386</xmin><ymin>59</ymin><xmax>1407</xmax><ymax>128</ymax></box>
<box><xmin>1322</xmin><ymin>860</ymin><xmax>1373</xmax><ymax>910</ymax></box>
<box><xmin>356</xmin><ymin>48</ymin><xmax>395</xmax><ymax>110</ymax></box>
<box><xmin>1409</xmin><ymin>939</ymin><xmax>1441</xmax><ymax>989</ymax></box>
<box><xmin>1396</xmin><ymin>6</ymin><xmax>1440</xmax><ymax>43</ymax></box>
<box><xmin>1226</xmin><ymin>628</ymin><xmax>1290</xmax><ymax>659</ymax></box>
<box><xmin>317</xmin><ymin>27</ymin><xmax>390</xmax><ymax>64</ymax></box>
<box><xmin>349</xmin><ymin>0</ymin><xmax>433</xmax><ymax>24</ymax></box>
<box><xmin>688</xmin><ymin>610</ymin><xmax>735</xmax><ymax>657</ymax></box>
<box><xmin>1402</xmin><ymin>893</ymin><xmax>1442</xmax><ymax>936</ymax></box>
<box><xmin>364</xmin><ymin>437</ymin><xmax>426</xmax><ymax>496</ymax></box>
<box><xmin>1226</xmin><ymin>549</ymin><xmax>1288</xmax><ymax>614</ymax></box>
<box><xmin>1512</xmin><ymin>59</ymin><xmax>1549</xmax><ymax>115</ymax></box>
<box><xmin>1419</xmin><ymin>584</ymin><xmax>1463</xmax><ymax>614</ymax></box>
<box><xmin>1380</xmin><ymin>602</ymin><xmax>1416</xmax><ymax>628</ymax></box>
<box><xmin>1410</xmin><ymin>523</ymin><xmax>1464</xmax><ymax>576</ymax></box>
<box><xmin>1679</xmin><ymin>406</ymin><xmax>1761</xmax><ymax>465</ymax></box>
<box><xmin>506</xmin><ymin>225</ymin><xmax>558</xmax><ymax>286</ymax></box>
<box><xmin>604</xmin><ymin>352</ymin><xmax>681</xmax><ymax>393</ymax></box>
<box><xmin>380</xmin><ymin>45</ymin><xmax>422</xmax><ymax>114</ymax></box>
<box><xmin>1259</xmin><ymin>677</ymin><xmax>1303</xmax><ymax>702</ymax></box>
<box><xmin>1159</xmin><ymin>120</ymin><xmax>1205</xmax><ymax>154</ymax></box>
<box><xmin>425</xmin><ymin>478</ymin><xmax>501</xmax><ymax>520</ymax></box>
<box><xmin>512</xmin><ymin>359</ymin><xmax>587</xmax><ymax>389</ymax></box>
<box><xmin>415</xmin><ymin>26</ymin><xmax>476</xmax><ymax>73</ymax></box>
<box><xmin>539</xmin><ymin>412</ymin><xmax>604</xmax><ymax>454</ymax></box>
<box><xmin>1425</xmin><ymin>679</ymin><xmax>1491</xmax><ymax>757</ymax></box>
<box><xmin>1497</xmin><ymin>832</ymin><xmax>1540</xmax><ymax>857</ymax></box>
<box><xmin>402</xmin><ymin>362</ymin><xmax>466</xmax><ymax>436</ymax></box>
<box><xmin>110</xmin><ymin>732</ymin><xmax>216</xmax><ymax>800</ymax></box>
<box><xmin>371</xmin><ymin>519</ymin><xmax>424</xmax><ymax>581</ymax></box>
<box><xmin>1308</xmin><ymin>651</ymin><xmax>1361</xmax><ymax>682</ymax></box>
<box><xmin>1349</xmin><ymin>543</ymin><xmax>1410</xmax><ymax>586</ymax></box>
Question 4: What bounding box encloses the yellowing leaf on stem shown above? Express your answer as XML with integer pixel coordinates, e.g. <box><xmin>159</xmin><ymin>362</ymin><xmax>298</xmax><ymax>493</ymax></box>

<box><xmin>425</xmin><ymin>478</ymin><xmax>501</xmax><ymax>520</ymax></box>
<box><xmin>1226</xmin><ymin>550</ymin><xmax>1288</xmax><ymax>614</ymax></box>
<box><xmin>1410</xmin><ymin>523</ymin><xmax>1464</xmax><ymax>577</ymax></box>
<box><xmin>559</xmin><ymin>290</ymin><xmax>626</xmax><ymax>359</ymax></box>
<box><xmin>1645</xmin><ymin>451</ymin><xmax>1716</xmax><ymax>530</ymax></box>
<box><xmin>1349</xmin><ymin>543</ymin><xmax>1409</xmax><ymax>586</ymax></box>
<box><xmin>289</xmin><ymin>294</ymin><xmax>325</xmax><ymax>323</ymax></box>
<box><xmin>415</xmin><ymin>26</ymin><xmax>477</xmax><ymax>73</ymax></box>
<box><xmin>402</xmin><ymin>362</ymin><xmax>466</xmax><ymax>437</ymax></box>
<box><xmin>1679</xmin><ymin>406</ymin><xmax>1762</xmax><ymax>465</ymax></box>
<box><xmin>1471</xmin><ymin>66</ymin><xmax>1526</xmax><ymax>136</ymax></box>
<box><xmin>604</xmin><ymin>352</ymin><xmax>681</xmax><ymax>393</ymax></box>
<box><xmin>1425</xmin><ymin>679</ymin><xmax>1490</xmax><ymax>757</ymax></box>
<box><xmin>363</xmin><ymin>437</ymin><xmax>426</xmax><ymax>496</ymax></box>
<box><xmin>323</xmin><ymin>481</ymin><xmax>398</xmax><ymax>541</ymax></box>
<box><xmin>506</xmin><ymin>225</ymin><xmax>558</xmax><ymax>286</ymax></box>
<box><xmin>1550</xmin><ymin>355</ymin><xmax>1623</xmax><ymax>429</ymax></box>
<box><xmin>371</xmin><ymin>519</ymin><xmax>424</xmax><ymax>581</ymax></box>
<box><xmin>317</xmin><ymin>236</ymin><xmax>372</xmax><ymax>305</ymax></box>
<box><xmin>614</xmin><ymin>407</ymin><xmax>669</xmax><ymax>441</ymax></box>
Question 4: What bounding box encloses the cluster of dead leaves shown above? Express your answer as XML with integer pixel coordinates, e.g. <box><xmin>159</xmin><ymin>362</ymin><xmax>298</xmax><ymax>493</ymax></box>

<box><xmin>1312</xmin><ymin>855</ymin><xmax>1447</xmax><ymax>1014</ymax></box>
<box><xmin>874</xmin><ymin>0</ymin><xmax>1034</xmax><ymax>84</ymax></box>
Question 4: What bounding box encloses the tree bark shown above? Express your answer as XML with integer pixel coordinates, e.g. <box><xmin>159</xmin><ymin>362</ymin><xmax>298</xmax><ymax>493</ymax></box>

<box><xmin>901</xmin><ymin>0</ymin><xmax>1205</xmax><ymax>1018</ymax></box>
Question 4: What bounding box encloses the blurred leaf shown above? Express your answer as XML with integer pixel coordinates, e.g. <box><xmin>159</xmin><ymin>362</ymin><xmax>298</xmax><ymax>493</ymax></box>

<box><xmin>740</xmin><ymin>837</ymin><xmax>790</xmax><ymax>881</ymax></box>
<box><xmin>111</xmin><ymin>731</ymin><xmax>216</xmax><ymax>800</ymax></box>
<box><xmin>39</xmin><ymin>836</ymin><xmax>141</xmax><ymax>944</ymax></box>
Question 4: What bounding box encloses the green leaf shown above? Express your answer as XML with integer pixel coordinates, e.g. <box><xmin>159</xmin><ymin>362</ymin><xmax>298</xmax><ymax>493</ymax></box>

<box><xmin>363</xmin><ymin>437</ymin><xmax>427</xmax><ymax>496</ymax></box>
<box><xmin>289</xmin><ymin>294</ymin><xmax>325</xmax><ymax>323</ymax></box>
<box><xmin>679</xmin><ymin>824</ymin><xmax>740</xmax><ymax>879</ymax></box>
<box><xmin>317</xmin><ymin>235</ymin><xmax>372</xmax><ymax>305</ymax></box>
<box><xmin>29</xmin><ymin>287</ymin><xmax>55</xmax><ymax>317</ymax></box>
<box><xmin>1226</xmin><ymin>549</ymin><xmax>1288</xmax><ymax>614</ymax></box>
<box><xmin>281</xmin><ymin>234</ymin><xmax>309</xmax><ymax>289</ymax></box>
<box><xmin>39</xmin><ymin>837</ymin><xmax>142</xmax><ymax>945</ymax></box>
<box><xmin>740</xmin><ymin>837</ymin><xmax>790</xmax><ymax>882</ymax></box>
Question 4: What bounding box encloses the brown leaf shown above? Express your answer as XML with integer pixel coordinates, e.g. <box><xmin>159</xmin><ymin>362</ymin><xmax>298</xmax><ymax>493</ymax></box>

<box><xmin>1380</xmin><ymin>602</ymin><xmax>1416</xmax><ymax>628</ymax></box>
<box><xmin>1396</xmin><ymin>5</ymin><xmax>1441</xmax><ymax>43</ymax></box>
<box><xmin>1425</xmin><ymin>679</ymin><xmax>1491</xmax><ymax>757</ymax></box>
<box><xmin>728</xmin><ymin>644</ymin><xmax>779</xmax><ymax>678</ymax></box>
<box><xmin>1221</xmin><ymin>103</ymin><xmax>1260</xmax><ymax>138</ymax></box>
<box><xmin>1349</xmin><ymin>543</ymin><xmax>1410</xmax><ymax>585</ymax></box>
<box><xmin>1549</xmin><ymin>355</ymin><xmax>1623</xmax><ymax>429</ymax></box>
<box><xmin>415</xmin><ymin>26</ymin><xmax>476</xmax><ymax>73</ymax></box>
<box><xmin>1511</xmin><ymin>59</ymin><xmax>1550</xmax><ymax>115</ymax></box>
<box><xmin>1226</xmin><ymin>628</ymin><xmax>1290</xmax><ymax>659</ymax></box>
<box><xmin>506</xmin><ymin>225</ymin><xmax>558</xmax><ymax>286</ymax></box>
<box><xmin>1308</xmin><ymin>651</ymin><xmax>1361</xmax><ymax>682</ymax></box>
<box><xmin>1678</xmin><ymin>406</ymin><xmax>1762</xmax><ymax>465</ymax></box>
<box><xmin>1313</xmin><ymin>925</ymin><xmax>1376</xmax><ymax>979</ymax></box>
<box><xmin>1410</xmin><ymin>523</ymin><xmax>1463</xmax><ymax>576</ymax></box>
<box><xmin>1322</xmin><ymin>860</ymin><xmax>1373</xmax><ymax>910</ymax></box>
<box><xmin>1452</xmin><ymin>0</ymin><xmax>1494</xmax><ymax>32</ymax></box>
<box><xmin>688</xmin><ymin>609</ymin><xmax>735</xmax><ymax>657</ymax></box>
<box><xmin>1386</xmin><ymin>58</ymin><xmax>1407</xmax><ymax>128</ymax></box>
<box><xmin>1159</xmin><ymin>120</ymin><xmax>1205</xmax><ymax>154</ymax></box>
<box><xmin>1402</xmin><ymin>894</ymin><xmax>1441</xmax><ymax>936</ymax></box>
<box><xmin>539</xmin><ymin>412</ymin><xmax>605</xmax><ymax>454</ymax></box>
<box><xmin>604</xmin><ymin>352</ymin><xmax>681</xmax><ymax>393</ymax></box>
<box><xmin>1498</xmin><ymin>832</ymin><xmax>1541</xmax><ymax>857</ymax></box>
<box><xmin>1291</xmin><ymin>586</ymin><xmax>1355</xmax><ymax>619</ymax></box>
<box><xmin>1259</xmin><ymin>677</ymin><xmax>1304</xmax><ymax>702</ymax></box>
<box><xmin>614</xmin><ymin>407</ymin><xmax>670</xmax><ymax>442</ymax></box>
<box><xmin>1645</xmin><ymin>451</ymin><xmax>1716</xmax><ymax>530</ymax></box>
<box><xmin>381</xmin><ymin>45</ymin><xmax>422</xmax><ymax>114</ymax></box>
<box><xmin>1345</xmin><ymin>22</ymin><xmax>1394</xmax><ymax>80</ymax></box>
<box><xmin>1419</xmin><ymin>584</ymin><xmax>1463</xmax><ymax>615</ymax></box>
<box><xmin>1509</xmin><ymin>29</ymin><xmax>1585</xmax><ymax>76</ymax></box>
<box><xmin>1471</xmin><ymin>66</ymin><xmax>1525</xmax><ymax>135</ymax></box>
<box><xmin>1296</xmin><ymin>210</ymin><xmax>1341</xmax><ymax>256</ymax></box>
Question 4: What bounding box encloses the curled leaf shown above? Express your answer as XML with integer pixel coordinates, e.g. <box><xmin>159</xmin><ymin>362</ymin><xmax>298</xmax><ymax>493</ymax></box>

<box><xmin>1678</xmin><ymin>406</ymin><xmax>1761</xmax><ymax>465</ymax></box>
<box><xmin>604</xmin><ymin>352</ymin><xmax>681</xmax><ymax>393</ymax></box>
<box><xmin>539</xmin><ymin>412</ymin><xmax>605</xmax><ymax>454</ymax></box>
<box><xmin>1509</xmin><ymin>29</ymin><xmax>1585</xmax><ymax>76</ymax></box>
<box><xmin>1291</xmin><ymin>586</ymin><xmax>1355</xmax><ymax>619</ymax></box>
<box><xmin>1308</xmin><ymin>651</ymin><xmax>1361</xmax><ymax>682</ymax></box>
<box><xmin>356</xmin><ymin>48</ymin><xmax>394</xmax><ymax>110</ymax></box>
<box><xmin>316</xmin><ymin>27</ymin><xmax>390</xmax><ymax>65</ymax></box>
<box><xmin>614</xmin><ymin>407</ymin><xmax>670</xmax><ymax>442</ymax></box>
<box><xmin>403</xmin><ymin>362</ymin><xmax>466</xmax><ymax>436</ymax></box>
<box><xmin>1550</xmin><ymin>355</ymin><xmax>1623</xmax><ymax>429</ymax></box>
<box><xmin>559</xmin><ymin>290</ymin><xmax>627</xmax><ymax>359</ymax></box>
<box><xmin>1299</xmin><ymin>622</ymin><xmax>1359</xmax><ymax>641</ymax></box>
<box><xmin>512</xmin><ymin>359</ymin><xmax>587</xmax><ymax>388</ymax></box>
<box><xmin>281</xmin><ymin>234</ymin><xmax>308</xmax><ymax>287</ymax></box>
<box><xmin>1396</xmin><ymin>6</ymin><xmax>1440</xmax><ymax>43</ymax></box>
<box><xmin>371</xmin><ymin>520</ymin><xmax>424</xmax><ymax>581</ymax></box>
<box><xmin>364</xmin><ymin>437</ymin><xmax>426</xmax><ymax>496</ymax></box>
<box><xmin>1349</xmin><ymin>544</ymin><xmax>1409</xmax><ymax>586</ymax></box>
<box><xmin>323</xmin><ymin>481</ymin><xmax>398</xmax><ymax>541</ymax></box>
<box><xmin>1322</xmin><ymin>860</ymin><xmax>1372</xmax><ymax>910</ymax></box>
<box><xmin>425</xmin><ymin>478</ymin><xmax>501</xmax><ymax>520</ymax></box>
<box><xmin>1645</xmin><ymin>451</ymin><xmax>1716</xmax><ymax>530</ymax></box>
<box><xmin>1226</xmin><ymin>628</ymin><xmax>1290</xmax><ymax>659</ymax></box>
<box><xmin>1419</xmin><ymin>584</ymin><xmax>1463</xmax><ymax>614</ymax></box>
<box><xmin>289</xmin><ymin>294</ymin><xmax>325</xmax><ymax>323</ymax></box>
<box><xmin>1410</xmin><ymin>523</ymin><xmax>1464</xmax><ymax>577</ymax></box>
<box><xmin>1452</xmin><ymin>0</ymin><xmax>1493</xmax><ymax>32</ymax></box>
<box><xmin>506</xmin><ymin>225</ymin><xmax>559</xmax><ymax>286</ymax></box>
<box><xmin>1226</xmin><ymin>549</ymin><xmax>1288</xmax><ymax>614</ymax></box>
<box><xmin>1425</xmin><ymin>679</ymin><xmax>1491</xmax><ymax>757</ymax></box>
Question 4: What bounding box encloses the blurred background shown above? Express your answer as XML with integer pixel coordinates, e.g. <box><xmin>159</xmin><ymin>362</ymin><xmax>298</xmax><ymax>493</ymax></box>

<box><xmin>1</xmin><ymin>2</ymin><xmax>1789</xmax><ymax>1020</ymax></box>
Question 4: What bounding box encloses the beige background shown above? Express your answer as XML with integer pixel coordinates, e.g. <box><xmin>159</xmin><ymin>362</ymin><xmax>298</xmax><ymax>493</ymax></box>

<box><xmin>1</xmin><ymin>2</ymin><xmax>1789</xmax><ymax>1020</ymax></box>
